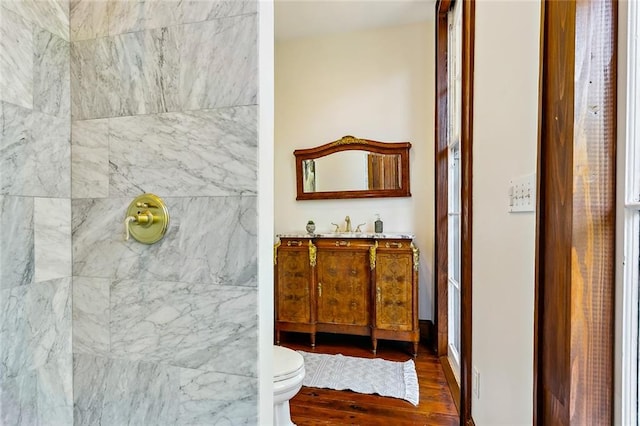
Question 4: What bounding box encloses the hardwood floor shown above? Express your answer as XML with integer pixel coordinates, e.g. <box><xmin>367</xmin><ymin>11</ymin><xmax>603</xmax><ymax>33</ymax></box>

<box><xmin>280</xmin><ymin>332</ymin><xmax>459</xmax><ymax>426</ymax></box>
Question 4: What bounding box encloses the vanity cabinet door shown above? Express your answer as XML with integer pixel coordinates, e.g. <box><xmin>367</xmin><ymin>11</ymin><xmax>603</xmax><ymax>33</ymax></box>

<box><xmin>276</xmin><ymin>245</ymin><xmax>312</xmax><ymax>323</ymax></box>
<box><xmin>274</xmin><ymin>238</ymin><xmax>316</xmax><ymax>345</ymax></box>
<box><xmin>316</xmin><ymin>240</ymin><xmax>370</xmax><ymax>329</ymax></box>
<box><xmin>372</xmin><ymin>239</ymin><xmax>419</xmax><ymax>356</ymax></box>
<box><xmin>375</xmin><ymin>245</ymin><xmax>414</xmax><ymax>330</ymax></box>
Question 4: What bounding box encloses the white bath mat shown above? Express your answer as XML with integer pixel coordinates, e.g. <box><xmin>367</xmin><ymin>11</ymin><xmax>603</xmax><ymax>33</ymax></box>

<box><xmin>297</xmin><ymin>351</ymin><xmax>419</xmax><ymax>406</ymax></box>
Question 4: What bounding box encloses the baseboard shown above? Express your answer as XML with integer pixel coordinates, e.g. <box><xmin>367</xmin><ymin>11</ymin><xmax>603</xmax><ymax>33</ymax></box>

<box><xmin>439</xmin><ymin>355</ymin><xmax>461</xmax><ymax>413</ymax></box>
<box><xmin>418</xmin><ymin>319</ymin><xmax>434</xmax><ymax>347</ymax></box>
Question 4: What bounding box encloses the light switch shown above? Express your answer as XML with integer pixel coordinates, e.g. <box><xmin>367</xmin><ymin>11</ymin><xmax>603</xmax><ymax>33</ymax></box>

<box><xmin>509</xmin><ymin>173</ymin><xmax>536</xmax><ymax>213</ymax></box>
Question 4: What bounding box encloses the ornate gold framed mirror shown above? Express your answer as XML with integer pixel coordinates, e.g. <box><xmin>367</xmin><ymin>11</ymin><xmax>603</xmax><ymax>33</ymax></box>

<box><xmin>294</xmin><ymin>135</ymin><xmax>412</xmax><ymax>200</ymax></box>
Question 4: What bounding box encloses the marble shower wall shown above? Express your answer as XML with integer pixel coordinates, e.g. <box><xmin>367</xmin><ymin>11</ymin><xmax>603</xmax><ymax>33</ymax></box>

<box><xmin>70</xmin><ymin>1</ymin><xmax>259</xmax><ymax>425</ymax></box>
<box><xmin>0</xmin><ymin>0</ymin><xmax>73</xmax><ymax>424</ymax></box>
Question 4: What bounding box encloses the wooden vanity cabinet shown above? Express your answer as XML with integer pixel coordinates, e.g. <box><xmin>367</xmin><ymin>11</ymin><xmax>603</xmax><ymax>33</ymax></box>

<box><xmin>274</xmin><ymin>235</ymin><xmax>419</xmax><ymax>356</ymax></box>
<box><xmin>372</xmin><ymin>239</ymin><xmax>420</xmax><ymax>357</ymax></box>
<box><xmin>274</xmin><ymin>238</ymin><xmax>317</xmax><ymax>346</ymax></box>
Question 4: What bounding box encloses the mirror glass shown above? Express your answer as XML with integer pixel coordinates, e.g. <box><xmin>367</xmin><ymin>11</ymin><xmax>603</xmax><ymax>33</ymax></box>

<box><xmin>303</xmin><ymin>152</ymin><xmax>402</xmax><ymax>193</ymax></box>
<box><xmin>295</xmin><ymin>135</ymin><xmax>411</xmax><ymax>200</ymax></box>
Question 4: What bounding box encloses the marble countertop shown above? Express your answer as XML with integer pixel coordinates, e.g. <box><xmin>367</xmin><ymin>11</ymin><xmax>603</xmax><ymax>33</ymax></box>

<box><xmin>276</xmin><ymin>232</ymin><xmax>415</xmax><ymax>240</ymax></box>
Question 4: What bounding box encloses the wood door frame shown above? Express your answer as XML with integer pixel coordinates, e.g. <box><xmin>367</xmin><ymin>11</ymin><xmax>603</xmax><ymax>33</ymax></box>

<box><xmin>434</xmin><ymin>0</ymin><xmax>475</xmax><ymax>424</ymax></box>
<box><xmin>534</xmin><ymin>0</ymin><xmax>616</xmax><ymax>423</ymax></box>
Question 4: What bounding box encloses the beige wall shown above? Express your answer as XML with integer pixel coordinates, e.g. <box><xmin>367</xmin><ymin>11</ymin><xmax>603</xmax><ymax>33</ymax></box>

<box><xmin>472</xmin><ymin>0</ymin><xmax>541</xmax><ymax>423</ymax></box>
<box><xmin>275</xmin><ymin>21</ymin><xmax>435</xmax><ymax>319</ymax></box>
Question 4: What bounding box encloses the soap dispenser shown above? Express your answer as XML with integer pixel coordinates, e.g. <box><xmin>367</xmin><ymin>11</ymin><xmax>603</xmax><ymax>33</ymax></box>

<box><xmin>374</xmin><ymin>214</ymin><xmax>383</xmax><ymax>233</ymax></box>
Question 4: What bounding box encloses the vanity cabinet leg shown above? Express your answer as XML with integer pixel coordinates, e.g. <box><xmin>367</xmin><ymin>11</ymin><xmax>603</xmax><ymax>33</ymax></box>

<box><xmin>276</xmin><ymin>330</ymin><xmax>280</xmax><ymax>345</ymax></box>
<box><xmin>372</xmin><ymin>338</ymin><xmax>378</xmax><ymax>355</ymax></box>
<box><xmin>413</xmin><ymin>342</ymin><xmax>419</xmax><ymax>358</ymax></box>
<box><xmin>310</xmin><ymin>333</ymin><xmax>316</xmax><ymax>348</ymax></box>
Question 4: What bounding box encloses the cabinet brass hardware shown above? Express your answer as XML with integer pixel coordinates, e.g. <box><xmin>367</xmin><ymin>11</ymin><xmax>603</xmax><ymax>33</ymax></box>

<box><xmin>335</xmin><ymin>240</ymin><xmax>350</xmax><ymax>247</ymax></box>
<box><xmin>411</xmin><ymin>242</ymin><xmax>420</xmax><ymax>271</ymax></box>
<box><xmin>369</xmin><ymin>241</ymin><xmax>378</xmax><ymax>270</ymax></box>
<box><xmin>308</xmin><ymin>241</ymin><xmax>317</xmax><ymax>267</ymax></box>
<box><xmin>318</xmin><ymin>282</ymin><xmax>322</xmax><ymax>297</ymax></box>
<box><xmin>287</xmin><ymin>240</ymin><xmax>302</xmax><ymax>247</ymax></box>
<box><xmin>385</xmin><ymin>242</ymin><xmax>403</xmax><ymax>249</ymax></box>
<box><xmin>273</xmin><ymin>241</ymin><xmax>281</xmax><ymax>265</ymax></box>
<box><xmin>124</xmin><ymin>193</ymin><xmax>169</xmax><ymax>244</ymax></box>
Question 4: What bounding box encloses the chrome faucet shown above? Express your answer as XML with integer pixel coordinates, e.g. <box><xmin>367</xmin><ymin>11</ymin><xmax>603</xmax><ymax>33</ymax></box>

<box><xmin>344</xmin><ymin>216</ymin><xmax>352</xmax><ymax>232</ymax></box>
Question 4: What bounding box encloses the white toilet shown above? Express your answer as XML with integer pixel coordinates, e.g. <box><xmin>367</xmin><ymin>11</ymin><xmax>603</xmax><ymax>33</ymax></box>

<box><xmin>273</xmin><ymin>345</ymin><xmax>305</xmax><ymax>426</ymax></box>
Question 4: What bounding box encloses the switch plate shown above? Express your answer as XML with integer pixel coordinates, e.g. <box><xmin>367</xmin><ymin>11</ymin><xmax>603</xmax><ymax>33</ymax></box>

<box><xmin>472</xmin><ymin>366</ymin><xmax>480</xmax><ymax>398</ymax></box>
<box><xmin>509</xmin><ymin>173</ymin><xmax>536</xmax><ymax>213</ymax></box>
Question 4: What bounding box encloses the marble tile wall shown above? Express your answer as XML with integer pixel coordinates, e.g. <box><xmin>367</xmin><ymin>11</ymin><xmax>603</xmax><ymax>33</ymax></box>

<box><xmin>70</xmin><ymin>2</ymin><xmax>257</xmax><ymax>120</ymax></box>
<box><xmin>0</xmin><ymin>0</ymin><xmax>72</xmax><ymax>424</ymax></box>
<box><xmin>69</xmin><ymin>0</ymin><xmax>259</xmax><ymax>424</ymax></box>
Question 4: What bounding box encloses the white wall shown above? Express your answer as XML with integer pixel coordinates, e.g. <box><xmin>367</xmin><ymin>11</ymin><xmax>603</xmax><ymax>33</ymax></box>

<box><xmin>275</xmin><ymin>21</ymin><xmax>435</xmax><ymax>319</ymax></box>
<box><xmin>258</xmin><ymin>0</ymin><xmax>274</xmax><ymax>423</ymax></box>
<box><xmin>472</xmin><ymin>0</ymin><xmax>540</xmax><ymax>423</ymax></box>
